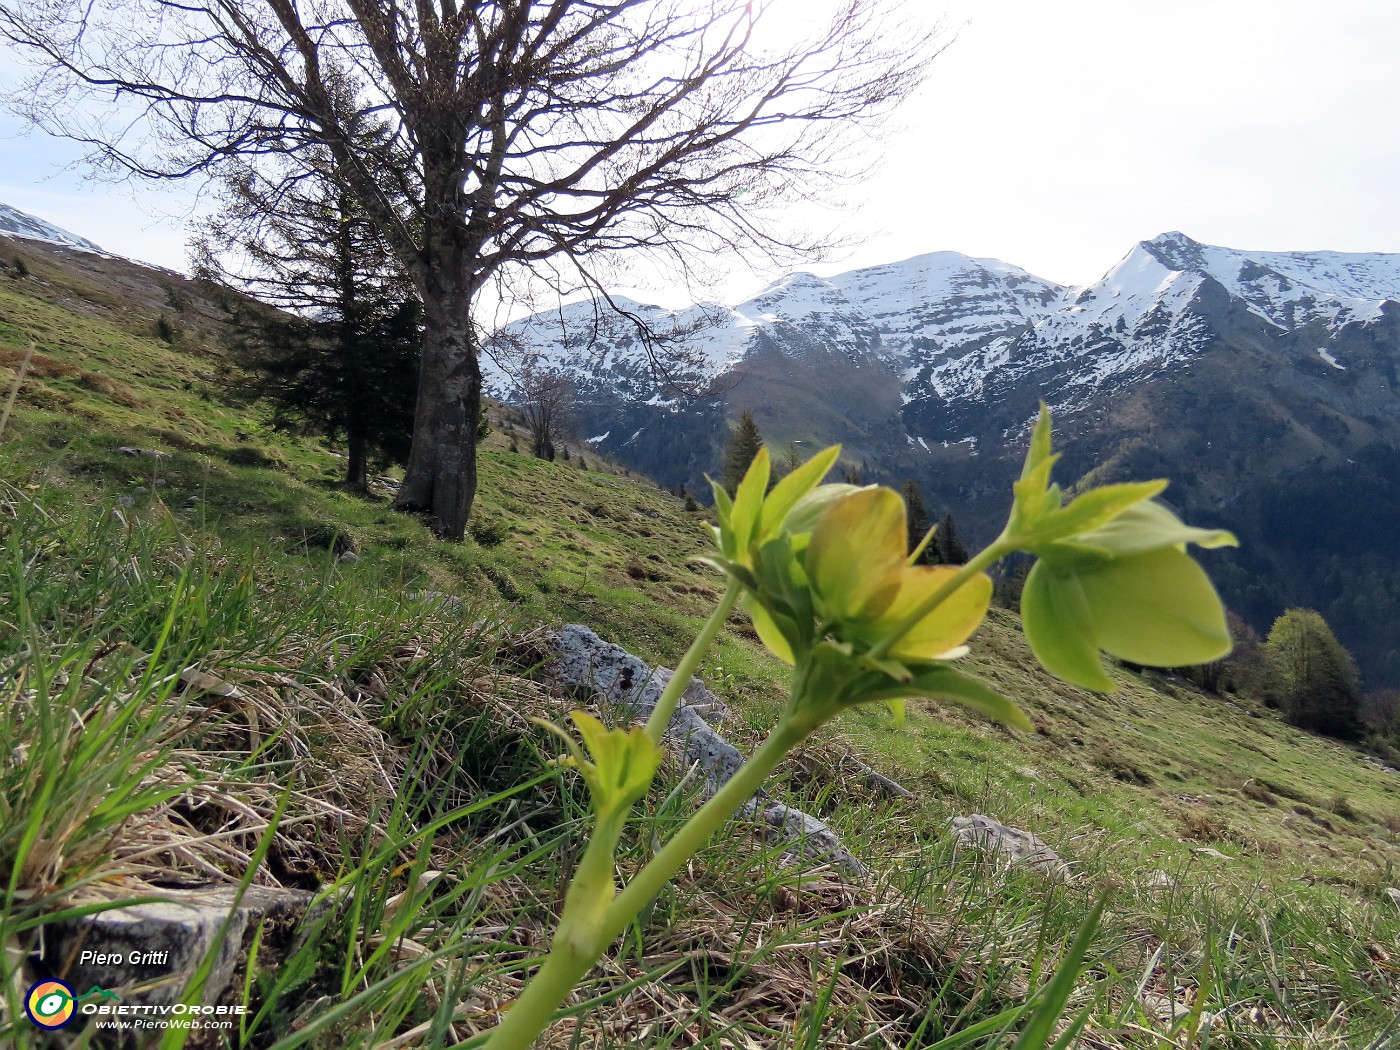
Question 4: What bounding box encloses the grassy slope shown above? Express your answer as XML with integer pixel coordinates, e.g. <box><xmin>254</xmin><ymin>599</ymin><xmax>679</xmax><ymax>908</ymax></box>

<box><xmin>2</xmin><ymin>236</ymin><xmax>1398</xmax><ymax>1047</ymax></box>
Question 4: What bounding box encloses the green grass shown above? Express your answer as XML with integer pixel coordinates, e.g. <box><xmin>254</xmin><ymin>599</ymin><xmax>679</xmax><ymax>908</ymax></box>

<box><xmin>1</xmin><ymin>239</ymin><xmax>1398</xmax><ymax>1048</ymax></box>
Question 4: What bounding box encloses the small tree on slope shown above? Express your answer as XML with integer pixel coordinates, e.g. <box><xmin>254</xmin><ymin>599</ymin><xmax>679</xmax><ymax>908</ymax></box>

<box><xmin>197</xmin><ymin>147</ymin><xmax>421</xmax><ymax>490</ymax></box>
<box><xmin>903</xmin><ymin>480</ymin><xmax>932</xmax><ymax>563</ymax></box>
<box><xmin>1265</xmin><ymin>608</ymin><xmax>1363</xmax><ymax>739</ymax></box>
<box><xmin>721</xmin><ymin>411</ymin><xmax>765</xmax><ymax>496</ymax></box>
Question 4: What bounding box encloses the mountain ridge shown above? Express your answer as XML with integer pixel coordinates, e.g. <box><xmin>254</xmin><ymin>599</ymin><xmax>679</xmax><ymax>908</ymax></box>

<box><xmin>0</xmin><ymin>201</ymin><xmax>105</xmax><ymax>254</ymax></box>
<box><xmin>494</xmin><ymin>232</ymin><xmax>1400</xmax><ymax>688</ymax></box>
<box><xmin>490</xmin><ymin>231</ymin><xmax>1400</xmax><ymax>426</ymax></box>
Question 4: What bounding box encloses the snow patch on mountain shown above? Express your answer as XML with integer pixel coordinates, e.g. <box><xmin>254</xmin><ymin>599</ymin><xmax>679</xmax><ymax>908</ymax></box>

<box><xmin>1147</xmin><ymin>231</ymin><xmax>1400</xmax><ymax>329</ymax></box>
<box><xmin>0</xmin><ymin>203</ymin><xmax>105</xmax><ymax>254</ymax></box>
<box><xmin>1317</xmin><ymin>347</ymin><xmax>1346</xmax><ymax>370</ymax></box>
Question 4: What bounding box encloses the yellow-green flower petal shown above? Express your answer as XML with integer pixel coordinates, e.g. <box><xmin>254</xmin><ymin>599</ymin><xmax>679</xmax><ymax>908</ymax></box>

<box><xmin>783</xmin><ymin>483</ymin><xmax>864</xmax><ymax>538</ymax></box>
<box><xmin>1077</xmin><ymin>546</ymin><xmax>1232</xmax><ymax>666</ymax></box>
<box><xmin>744</xmin><ymin>594</ymin><xmax>796</xmax><ymax>665</ymax></box>
<box><xmin>1020</xmin><ymin>561</ymin><xmax>1117</xmax><ymax>691</ymax></box>
<box><xmin>864</xmin><ymin>565</ymin><xmax>993</xmax><ymax>662</ymax></box>
<box><xmin>806</xmin><ymin>487</ymin><xmax>907</xmax><ymax>621</ymax></box>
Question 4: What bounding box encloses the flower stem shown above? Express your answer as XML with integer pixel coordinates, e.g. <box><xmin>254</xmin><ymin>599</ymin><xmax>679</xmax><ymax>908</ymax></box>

<box><xmin>479</xmin><ymin>717</ymin><xmax>807</xmax><ymax>1050</ymax></box>
<box><xmin>480</xmin><ymin>819</ymin><xmax>623</xmax><ymax>1050</ymax></box>
<box><xmin>600</xmin><ymin>718</ymin><xmax>804</xmax><ymax>945</ymax></box>
<box><xmin>644</xmin><ymin>578</ymin><xmax>741</xmax><ymax>743</ymax></box>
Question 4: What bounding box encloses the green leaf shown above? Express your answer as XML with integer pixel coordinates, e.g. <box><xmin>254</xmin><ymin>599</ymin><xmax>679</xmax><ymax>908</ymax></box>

<box><xmin>696</xmin><ymin>557</ymin><xmax>760</xmax><ymax>594</ymax></box>
<box><xmin>1020</xmin><ymin>403</ymin><xmax>1054</xmax><ymax>482</ymax></box>
<box><xmin>565</xmin><ymin>712</ymin><xmax>666</xmax><ymax>816</ymax></box>
<box><xmin>729</xmin><ymin>447</ymin><xmax>771</xmax><ymax>556</ymax></box>
<box><xmin>1045</xmin><ymin>480</ymin><xmax>1168</xmax><ymax>539</ymax></box>
<box><xmin>708</xmin><ymin>474</ymin><xmax>732</xmax><ymax>521</ymax></box>
<box><xmin>759</xmin><ymin>444</ymin><xmax>841</xmax><ymax>539</ymax></box>
<box><xmin>1077</xmin><ymin>546</ymin><xmax>1232</xmax><ymax>667</ymax></box>
<box><xmin>1021</xmin><ymin>562</ymin><xmax>1116</xmax><ymax>691</ymax></box>
<box><xmin>1062</xmin><ymin>500</ymin><xmax>1238</xmax><ymax>558</ymax></box>
<box><xmin>1009</xmin><ymin>456</ymin><xmax>1061</xmax><ymax>533</ymax></box>
<box><xmin>708</xmin><ymin>477</ymin><xmax>734</xmax><ymax>554</ymax></box>
<box><xmin>854</xmin><ymin>664</ymin><xmax>1032</xmax><ymax>732</ymax></box>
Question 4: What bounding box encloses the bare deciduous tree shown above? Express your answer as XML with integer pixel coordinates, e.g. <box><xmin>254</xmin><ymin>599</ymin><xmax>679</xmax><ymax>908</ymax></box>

<box><xmin>0</xmin><ymin>0</ymin><xmax>943</xmax><ymax>539</ymax></box>
<box><xmin>517</xmin><ymin>368</ymin><xmax>575</xmax><ymax>461</ymax></box>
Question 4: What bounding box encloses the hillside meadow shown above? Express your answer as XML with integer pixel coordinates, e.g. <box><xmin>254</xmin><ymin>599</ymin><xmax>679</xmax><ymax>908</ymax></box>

<box><xmin>1</xmin><ymin>238</ymin><xmax>1398</xmax><ymax>1047</ymax></box>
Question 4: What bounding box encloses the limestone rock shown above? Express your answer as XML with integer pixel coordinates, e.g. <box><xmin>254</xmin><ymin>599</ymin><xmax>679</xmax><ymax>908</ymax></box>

<box><xmin>948</xmin><ymin>814</ymin><xmax>1070</xmax><ymax>877</ymax></box>
<box><xmin>745</xmin><ymin>800</ymin><xmax>862</xmax><ymax>873</ymax></box>
<box><xmin>38</xmin><ymin>885</ymin><xmax>308</xmax><ymax>1010</ymax></box>
<box><xmin>117</xmin><ymin>446</ymin><xmax>171</xmax><ymax>460</ymax></box>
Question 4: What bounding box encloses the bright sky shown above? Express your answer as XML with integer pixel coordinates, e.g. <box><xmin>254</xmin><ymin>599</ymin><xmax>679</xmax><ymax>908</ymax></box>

<box><xmin>3</xmin><ymin>0</ymin><xmax>1399</xmax><ymax>298</ymax></box>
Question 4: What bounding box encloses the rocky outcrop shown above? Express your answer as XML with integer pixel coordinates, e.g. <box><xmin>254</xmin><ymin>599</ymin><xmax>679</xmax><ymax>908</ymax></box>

<box><xmin>947</xmin><ymin>814</ymin><xmax>1070</xmax><ymax>878</ymax></box>
<box><xmin>548</xmin><ymin>624</ymin><xmax>865</xmax><ymax>874</ymax></box>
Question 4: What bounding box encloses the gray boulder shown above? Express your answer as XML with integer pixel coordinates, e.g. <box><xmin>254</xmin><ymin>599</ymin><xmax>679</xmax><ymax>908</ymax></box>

<box><xmin>948</xmin><ymin>814</ymin><xmax>1070</xmax><ymax>878</ymax></box>
<box><xmin>38</xmin><ymin>885</ymin><xmax>308</xmax><ymax>1010</ymax></box>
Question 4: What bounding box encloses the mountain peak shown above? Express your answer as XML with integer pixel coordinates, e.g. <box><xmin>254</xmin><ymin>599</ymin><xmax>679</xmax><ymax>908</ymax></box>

<box><xmin>1148</xmin><ymin>230</ymin><xmax>1200</xmax><ymax>248</ymax></box>
<box><xmin>1140</xmin><ymin>231</ymin><xmax>1207</xmax><ymax>273</ymax></box>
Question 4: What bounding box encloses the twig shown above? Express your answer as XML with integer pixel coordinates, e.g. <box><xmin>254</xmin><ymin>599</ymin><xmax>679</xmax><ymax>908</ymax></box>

<box><xmin>0</xmin><ymin>340</ymin><xmax>36</xmax><ymax>441</ymax></box>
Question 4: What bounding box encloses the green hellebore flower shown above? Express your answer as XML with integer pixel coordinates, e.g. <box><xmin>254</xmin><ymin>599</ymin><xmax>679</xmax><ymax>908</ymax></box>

<box><xmin>800</xmin><ymin>486</ymin><xmax>992</xmax><ymax>663</ymax></box>
<box><xmin>1020</xmin><ymin>501</ymin><xmax>1238</xmax><ymax>691</ymax></box>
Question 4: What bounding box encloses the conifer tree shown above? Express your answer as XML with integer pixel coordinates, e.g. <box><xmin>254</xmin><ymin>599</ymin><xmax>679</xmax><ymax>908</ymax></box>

<box><xmin>778</xmin><ymin>442</ymin><xmax>804</xmax><ymax>479</ymax></box>
<box><xmin>935</xmin><ymin>513</ymin><xmax>969</xmax><ymax>565</ymax></box>
<box><xmin>902</xmin><ymin>480</ymin><xmax>932</xmax><ymax>562</ymax></box>
<box><xmin>197</xmin><ymin>123</ymin><xmax>420</xmax><ymax>491</ymax></box>
<box><xmin>721</xmin><ymin>411</ymin><xmax>765</xmax><ymax>495</ymax></box>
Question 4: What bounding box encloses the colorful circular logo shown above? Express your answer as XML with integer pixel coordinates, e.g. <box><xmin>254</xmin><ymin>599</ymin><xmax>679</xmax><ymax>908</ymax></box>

<box><xmin>25</xmin><ymin>980</ymin><xmax>76</xmax><ymax>1029</ymax></box>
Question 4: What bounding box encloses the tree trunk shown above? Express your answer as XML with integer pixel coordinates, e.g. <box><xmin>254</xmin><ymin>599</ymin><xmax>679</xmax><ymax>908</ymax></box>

<box><xmin>345</xmin><ymin>429</ymin><xmax>368</xmax><ymax>491</ymax></box>
<box><xmin>394</xmin><ymin>287</ymin><xmax>480</xmax><ymax>540</ymax></box>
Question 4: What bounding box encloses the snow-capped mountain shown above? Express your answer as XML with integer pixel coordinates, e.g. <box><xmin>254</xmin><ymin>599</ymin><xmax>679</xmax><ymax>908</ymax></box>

<box><xmin>0</xmin><ymin>202</ymin><xmax>104</xmax><ymax>253</ymax></box>
<box><xmin>501</xmin><ymin>233</ymin><xmax>1400</xmax><ymax>687</ymax></box>
<box><xmin>927</xmin><ymin>231</ymin><xmax>1400</xmax><ymax>432</ymax></box>
<box><xmin>485</xmin><ymin>251</ymin><xmax>1064</xmax><ymax>403</ymax></box>
<box><xmin>493</xmin><ymin>232</ymin><xmax>1400</xmax><ymax>431</ymax></box>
